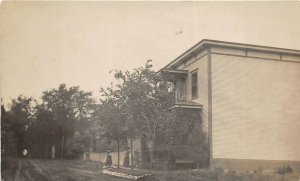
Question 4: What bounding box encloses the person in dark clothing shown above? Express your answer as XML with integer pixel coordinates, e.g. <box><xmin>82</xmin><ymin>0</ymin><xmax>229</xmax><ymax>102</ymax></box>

<box><xmin>123</xmin><ymin>147</ymin><xmax>130</xmax><ymax>167</ymax></box>
<box><xmin>105</xmin><ymin>149</ymin><xmax>112</xmax><ymax>167</ymax></box>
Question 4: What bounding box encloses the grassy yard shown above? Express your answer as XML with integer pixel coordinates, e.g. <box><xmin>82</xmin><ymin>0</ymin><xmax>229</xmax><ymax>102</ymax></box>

<box><xmin>101</xmin><ymin>165</ymin><xmax>299</xmax><ymax>181</ymax></box>
<box><xmin>152</xmin><ymin>169</ymin><xmax>300</xmax><ymax>181</ymax></box>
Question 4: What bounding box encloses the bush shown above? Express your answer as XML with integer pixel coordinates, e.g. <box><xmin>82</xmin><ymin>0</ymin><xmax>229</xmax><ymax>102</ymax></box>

<box><xmin>223</xmin><ymin>169</ymin><xmax>237</xmax><ymax>181</ymax></box>
<box><xmin>215</xmin><ymin>166</ymin><xmax>224</xmax><ymax>175</ymax></box>
<box><xmin>190</xmin><ymin>169</ymin><xmax>219</xmax><ymax>179</ymax></box>
<box><xmin>137</xmin><ymin>175</ymin><xmax>160</xmax><ymax>181</ymax></box>
<box><xmin>277</xmin><ymin>165</ymin><xmax>293</xmax><ymax>175</ymax></box>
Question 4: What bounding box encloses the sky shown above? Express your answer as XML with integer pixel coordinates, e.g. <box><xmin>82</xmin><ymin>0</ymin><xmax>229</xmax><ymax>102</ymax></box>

<box><xmin>1</xmin><ymin>1</ymin><xmax>300</xmax><ymax>106</ymax></box>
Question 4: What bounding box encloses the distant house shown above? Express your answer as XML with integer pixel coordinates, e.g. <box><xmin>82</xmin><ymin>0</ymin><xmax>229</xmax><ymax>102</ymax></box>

<box><xmin>159</xmin><ymin>39</ymin><xmax>300</xmax><ymax>172</ymax></box>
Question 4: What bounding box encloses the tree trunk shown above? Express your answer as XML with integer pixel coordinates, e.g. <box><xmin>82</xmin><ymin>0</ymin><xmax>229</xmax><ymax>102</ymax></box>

<box><xmin>61</xmin><ymin>127</ymin><xmax>65</xmax><ymax>159</ymax></box>
<box><xmin>16</xmin><ymin>136</ymin><xmax>20</xmax><ymax>157</ymax></box>
<box><xmin>130</xmin><ymin>137</ymin><xmax>133</xmax><ymax>170</ymax></box>
<box><xmin>45</xmin><ymin>144</ymin><xmax>49</xmax><ymax>159</ymax></box>
<box><xmin>117</xmin><ymin>138</ymin><xmax>120</xmax><ymax>168</ymax></box>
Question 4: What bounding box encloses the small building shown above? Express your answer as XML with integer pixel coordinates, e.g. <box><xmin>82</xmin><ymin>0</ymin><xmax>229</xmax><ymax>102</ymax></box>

<box><xmin>160</xmin><ymin>39</ymin><xmax>300</xmax><ymax>172</ymax></box>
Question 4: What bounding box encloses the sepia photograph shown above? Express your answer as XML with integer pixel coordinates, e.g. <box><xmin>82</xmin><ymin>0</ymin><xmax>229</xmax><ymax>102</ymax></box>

<box><xmin>1</xmin><ymin>1</ymin><xmax>300</xmax><ymax>181</ymax></box>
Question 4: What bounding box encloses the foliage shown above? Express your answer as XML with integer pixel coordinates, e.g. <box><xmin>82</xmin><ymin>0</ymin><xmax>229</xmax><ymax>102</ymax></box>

<box><xmin>1</xmin><ymin>84</ymin><xmax>95</xmax><ymax>159</ymax></box>
<box><xmin>1</xmin><ymin>96</ymin><xmax>36</xmax><ymax>157</ymax></box>
<box><xmin>2</xmin><ymin>61</ymin><xmax>209</xmax><ymax>167</ymax></box>
<box><xmin>277</xmin><ymin>165</ymin><xmax>293</xmax><ymax>175</ymax></box>
<box><xmin>95</xmin><ymin>98</ymin><xmax>127</xmax><ymax>144</ymax></box>
<box><xmin>140</xmin><ymin>135</ymin><xmax>150</xmax><ymax>168</ymax></box>
<box><xmin>97</xmin><ymin>60</ymin><xmax>208</xmax><ymax>169</ymax></box>
<box><xmin>38</xmin><ymin>84</ymin><xmax>95</xmax><ymax>158</ymax></box>
<box><xmin>153</xmin><ymin>109</ymin><xmax>209</xmax><ymax>169</ymax></box>
<box><xmin>25</xmin><ymin>106</ymin><xmax>61</xmax><ymax>158</ymax></box>
<box><xmin>65</xmin><ymin>134</ymin><xmax>91</xmax><ymax>159</ymax></box>
<box><xmin>96</xmin><ymin>60</ymin><xmax>174</xmax><ymax>168</ymax></box>
<box><xmin>105</xmin><ymin>60</ymin><xmax>173</xmax><ymax>140</ymax></box>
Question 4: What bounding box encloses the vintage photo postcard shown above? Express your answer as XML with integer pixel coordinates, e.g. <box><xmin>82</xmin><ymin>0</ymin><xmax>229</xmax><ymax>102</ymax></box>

<box><xmin>1</xmin><ymin>1</ymin><xmax>300</xmax><ymax>181</ymax></box>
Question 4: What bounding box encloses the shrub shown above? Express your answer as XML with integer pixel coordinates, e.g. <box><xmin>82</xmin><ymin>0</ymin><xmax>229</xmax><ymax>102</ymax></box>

<box><xmin>277</xmin><ymin>165</ymin><xmax>293</xmax><ymax>175</ymax></box>
<box><xmin>224</xmin><ymin>169</ymin><xmax>237</xmax><ymax>181</ymax></box>
<box><xmin>215</xmin><ymin>166</ymin><xmax>224</xmax><ymax>175</ymax></box>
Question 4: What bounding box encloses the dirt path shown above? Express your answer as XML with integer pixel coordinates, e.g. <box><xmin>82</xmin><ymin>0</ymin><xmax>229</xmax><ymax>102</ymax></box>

<box><xmin>2</xmin><ymin>157</ymin><xmax>129</xmax><ymax>181</ymax></box>
<box><xmin>1</xmin><ymin>158</ymin><xmax>48</xmax><ymax>181</ymax></box>
<box><xmin>15</xmin><ymin>159</ymin><xmax>48</xmax><ymax>181</ymax></box>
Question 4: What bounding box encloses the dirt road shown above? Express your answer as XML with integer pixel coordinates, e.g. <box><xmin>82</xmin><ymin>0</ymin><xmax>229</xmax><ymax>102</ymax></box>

<box><xmin>1</xmin><ymin>158</ymin><xmax>129</xmax><ymax>181</ymax></box>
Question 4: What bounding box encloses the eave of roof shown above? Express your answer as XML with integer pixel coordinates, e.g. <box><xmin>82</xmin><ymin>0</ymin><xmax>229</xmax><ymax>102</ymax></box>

<box><xmin>162</xmin><ymin>68</ymin><xmax>188</xmax><ymax>75</ymax></box>
<box><xmin>159</xmin><ymin>39</ymin><xmax>300</xmax><ymax>71</ymax></box>
<box><xmin>170</xmin><ymin>100</ymin><xmax>203</xmax><ymax>109</ymax></box>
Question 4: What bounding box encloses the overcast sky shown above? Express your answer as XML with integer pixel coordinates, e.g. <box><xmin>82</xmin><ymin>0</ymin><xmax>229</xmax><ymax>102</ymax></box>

<box><xmin>1</xmin><ymin>1</ymin><xmax>300</xmax><ymax>105</ymax></box>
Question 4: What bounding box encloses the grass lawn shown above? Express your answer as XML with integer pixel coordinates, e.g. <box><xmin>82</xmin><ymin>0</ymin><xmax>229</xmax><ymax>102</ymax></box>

<box><xmin>152</xmin><ymin>169</ymin><xmax>300</xmax><ymax>181</ymax></box>
<box><xmin>33</xmin><ymin>159</ymin><xmax>129</xmax><ymax>181</ymax></box>
<box><xmin>103</xmin><ymin>165</ymin><xmax>300</xmax><ymax>181</ymax></box>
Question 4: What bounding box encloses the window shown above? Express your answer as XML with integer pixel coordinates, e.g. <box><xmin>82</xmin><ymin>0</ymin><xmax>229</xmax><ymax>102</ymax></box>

<box><xmin>175</xmin><ymin>79</ymin><xmax>186</xmax><ymax>101</ymax></box>
<box><xmin>191</xmin><ymin>70</ymin><xmax>198</xmax><ymax>98</ymax></box>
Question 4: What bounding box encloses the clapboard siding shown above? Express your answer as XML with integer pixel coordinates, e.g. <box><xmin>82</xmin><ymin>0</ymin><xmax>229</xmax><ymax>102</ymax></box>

<box><xmin>211</xmin><ymin>54</ymin><xmax>300</xmax><ymax>161</ymax></box>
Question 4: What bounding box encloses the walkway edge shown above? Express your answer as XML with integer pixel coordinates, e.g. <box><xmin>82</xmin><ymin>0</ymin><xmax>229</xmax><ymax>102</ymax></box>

<box><xmin>103</xmin><ymin>169</ymin><xmax>151</xmax><ymax>180</ymax></box>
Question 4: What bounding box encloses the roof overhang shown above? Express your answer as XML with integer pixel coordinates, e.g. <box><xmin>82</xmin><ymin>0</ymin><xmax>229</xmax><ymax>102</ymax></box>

<box><xmin>161</xmin><ymin>68</ymin><xmax>188</xmax><ymax>82</ymax></box>
<box><xmin>170</xmin><ymin>100</ymin><xmax>203</xmax><ymax>109</ymax></box>
<box><xmin>158</xmin><ymin>39</ymin><xmax>300</xmax><ymax>71</ymax></box>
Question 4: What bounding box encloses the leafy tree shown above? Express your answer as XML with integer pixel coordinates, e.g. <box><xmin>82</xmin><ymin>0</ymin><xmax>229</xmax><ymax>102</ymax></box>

<box><xmin>98</xmin><ymin>60</ymin><xmax>174</xmax><ymax>168</ymax></box>
<box><xmin>40</xmin><ymin>84</ymin><xmax>95</xmax><ymax>158</ymax></box>
<box><xmin>93</xmin><ymin>94</ymin><xmax>128</xmax><ymax>167</ymax></box>
<box><xmin>154</xmin><ymin>109</ymin><xmax>208</xmax><ymax>169</ymax></box>
<box><xmin>1</xmin><ymin>104</ymin><xmax>12</xmax><ymax>156</ymax></box>
<box><xmin>26</xmin><ymin>105</ymin><xmax>61</xmax><ymax>158</ymax></box>
<box><xmin>98</xmin><ymin>60</ymin><xmax>208</xmax><ymax>169</ymax></box>
<box><xmin>1</xmin><ymin>85</ymin><xmax>95</xmax><ymax>159</ymax></box>
<box><xmin>4</xmin><ymin>96</ymin><xmax>36</xmax><ymax>157</ymax></box>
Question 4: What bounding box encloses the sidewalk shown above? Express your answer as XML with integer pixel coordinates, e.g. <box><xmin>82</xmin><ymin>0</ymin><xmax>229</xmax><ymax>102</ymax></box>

<box><xmin>101</xmin><ymin>165</ymin><xmax>192</xmax><ymax>180</ymax></box>
<box><xmin>102</xmin><ymin>166</ymin><xmax>154</xmax><ymax>180</ymax></box>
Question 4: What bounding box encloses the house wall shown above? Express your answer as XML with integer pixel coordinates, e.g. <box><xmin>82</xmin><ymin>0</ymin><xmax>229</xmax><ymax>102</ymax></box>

<box><xmin>211</xmin><ymin>53</ymin><xmax>300</xmax><ymax>163</ymax></box>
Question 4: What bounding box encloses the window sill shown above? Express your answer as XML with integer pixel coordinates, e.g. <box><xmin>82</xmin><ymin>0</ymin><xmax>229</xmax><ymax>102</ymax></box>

<box><xmin>191</xmin><ymin>96</ymin><xmax>198</xmax><ymax>100</ymax></box>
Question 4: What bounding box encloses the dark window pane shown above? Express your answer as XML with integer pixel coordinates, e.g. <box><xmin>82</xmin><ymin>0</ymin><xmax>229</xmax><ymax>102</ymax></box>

<box><xmin>191</xmin><ymin>72</ymin><xmax>198</xmax><ymax>98</ymax></box>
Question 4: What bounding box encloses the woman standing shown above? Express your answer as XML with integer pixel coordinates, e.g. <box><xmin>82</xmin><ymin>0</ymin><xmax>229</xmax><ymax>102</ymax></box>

<box><xmin>123</xmin><ymin>147</ymin><xmax>130</xmax><ymax>167</ymax></box>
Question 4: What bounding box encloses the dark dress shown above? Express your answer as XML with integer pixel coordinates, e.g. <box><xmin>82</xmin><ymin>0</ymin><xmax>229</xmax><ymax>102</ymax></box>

<box><xmin>123</xmin><ymin>151</ymin><xmax>130</xmax><ymax>167</ymax></box>
<box><xmin>105</xmin><ymin>154</ymin><xmax>112</xmax><ymax>166</ymax></box>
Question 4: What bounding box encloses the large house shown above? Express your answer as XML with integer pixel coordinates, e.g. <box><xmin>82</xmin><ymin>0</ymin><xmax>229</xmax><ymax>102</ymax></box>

<box><xmin>160</xmin><ymin>39</ymin><xmax>300</xmax><ymax>172</ymax></box>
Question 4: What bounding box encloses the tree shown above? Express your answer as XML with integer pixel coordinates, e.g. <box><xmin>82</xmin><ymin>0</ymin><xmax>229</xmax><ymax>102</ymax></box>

<box><xmin>1</xmin><ymin>85</ymin><xmax>95</xmax><ymax>159</ymax></box>
<box><xmin>154</xmin><ymin>109</ymin><xmax>209</xmax><ymax>169</ymax></box>
<box><xmin>26</xmin><ymin>105</ymin><xmax>61</xmax><ymax>158</ymax></box>
<box><xmin>5</xmin><ymin>96</ymin><xmax>36</xmax><ymax>157</ymax></box>
<box><xmin>94</xmin><ymin>96</ymin><xmax>127</xmax><ymax>168</ymax></box>
<box><xmin>40</xmin><ymin>84</ymin><xmax>95</xmax><ymax>158</ymax></box>
<box><xmin>1</xmin><ymin>104</ymin><xmax>11</xmax><ymax>156</ymax></box>
<box><xmin>98</xmin><ymin>60</ymin><xmax>174</xmax><ymax>169</ymax></box>
<box><xmin>98</xmin><ymin>60</ymin><xmax>208</xmax><ymax>170</ymax></box>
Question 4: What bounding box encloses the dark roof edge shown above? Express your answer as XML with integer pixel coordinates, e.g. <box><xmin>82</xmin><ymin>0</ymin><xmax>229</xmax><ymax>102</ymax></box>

<box><xmin>158</xmin><ymin>39</ymin><xmax>300</xmax><ymax>71</ymax></box>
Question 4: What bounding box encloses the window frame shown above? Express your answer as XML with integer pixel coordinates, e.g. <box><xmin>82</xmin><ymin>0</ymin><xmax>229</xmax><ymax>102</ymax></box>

<box><xmin>191</xmin><ymin>69</ymin><xmax>198</xmax><ymax>99</ymax></box>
